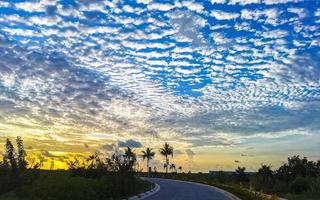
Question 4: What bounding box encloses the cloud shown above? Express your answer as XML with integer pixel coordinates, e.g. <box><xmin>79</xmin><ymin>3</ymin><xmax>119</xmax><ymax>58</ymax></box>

<box><xmin>101</xmin><ymin>144</ymin><xmax>116</xmax><ymax>151</ymax></box>
<box><xmin>174</xmin><ymin>149</ymin><xmax>183</xmax><ymax>155</ymax></box>
<box><xmin>210</xmin><ymin>0</ymin><xmax>227</xmax><ymax>4</ymax></box>
<box><xmin>118</xmin><ymin>139</ymin><xmax>142</xmax><ymax>148</ymax></box>
<box><xmin>185</xmin><ymin>149</ymin><xmax>195</xmax><ymax>158</ymax></box>
<box><xmin>0</xmin><ymin>0</ymin><xmax>319</xmax><ymax>170</ymax></box>
<box><xmin>210</xmin><ymin>10</ymin><xmax>240</xmax><ymax>20</ymax></box>
<box><xmin>241</xmin><ymin>154</ymin><xmax>255</xmax><ymax>157</ymax></box>
<box><xmin>147</xmin><ymin>3</ymin><xmax>175</xmax><ymax>11</ymax></box>
<box><xmin>167</xmin><ymin>10</ymin><xmax>206</xmax><ymax>46</ymax></box>
<box><xmin>136</xmin><ymin>0</ymin><xmax>152</xmax><ymax>5</ymax></box>
<box><xmin>229</xmin><ymin>0</ymin><xmax>260</xmax><ymax>5</ymax></box>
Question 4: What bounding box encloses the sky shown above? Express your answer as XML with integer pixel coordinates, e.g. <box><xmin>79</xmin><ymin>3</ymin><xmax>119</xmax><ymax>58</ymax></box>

<box><xmin>0</xmin><ymin>0</ymin><xmax>319</xmax><ymax>172</ymax></box>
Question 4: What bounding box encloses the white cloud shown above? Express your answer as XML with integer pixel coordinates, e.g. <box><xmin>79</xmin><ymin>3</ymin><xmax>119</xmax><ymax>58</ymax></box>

<box><xmin>123</xmin><ymin>5</ymin><xmax>135</xmax><ymax>13</ymax></box>
<box><xmin>136</xmin><ymin>0</ymin><xmax>152</xmax><ymax>4</ymax></box>
<box><xmin>241</xmin><ymin>8</ymin><xmax>279</xmax><ymax>25</ymax></box>
<box><xmin>316</xmin><ymin>9</ymin><xmax>320</xmax><ymax>17</ymax></box>
<box><xmin>0</xmin><ymin>1</ymin><xmax>10</xmax><ymax>7</ymax></box>
<box><xmin>229</xmin><ymin>0</ymin><xmax>260</xmax><ymax>5</ymax></box>
<box><xmin>179</xmin><ymin>1</ymin><xmax>204</xmax><ymax>12</ymax></box>
<box><xmin>288</xmin><ymin>7</ymin><xmax>308</xmax><ymax>18</ymax></box>
<box><xmin>263</xmin><ymin>0</ymin><xmax>300</xmax><ymax>5</ymax></box>
<box><xmin>2</xmin><ymin>27</ymin><xmax>37</xmax><ymax>37</ymax></box>
<box><xmin>29</xmin><ymin>16</ymin><xmax>61</xmax><ymax>26</ymax></box>
<box><xmin>15</xmin><ymin>0</ymin><xmax>57</xmax><ymax>12</ymax></box>
<box><xmin>210</xmin><ymin>0</ymin><xmax>227</xmax><ymax>4</ymax></box>
<box><xmin>261</xmin><ymin>29</ymin><xmax>288</xmax><ymax>38</ymax></box>
<box><xmin>146</xmin><ymin>60</ymin><xmax>168</xmax><ymax>66</ymax></box>
<box><xmin>147</xmin><ymin>3</ymin><xmax>175</xmax><ymax>11</ymax></box>
<box><xmin>211</xmin><ymin>10</ymin><xmax>240</xmax><ymax>20</ymax></box>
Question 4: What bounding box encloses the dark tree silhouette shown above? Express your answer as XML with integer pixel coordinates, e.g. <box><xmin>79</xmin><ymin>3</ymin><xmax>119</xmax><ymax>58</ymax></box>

<box><xmin>257</xmin><ymin>164</ymin><xmax>274</xmax><ymax>187</ymax></box>
<box><xmin>4</xmin><ymin>139</ymin><xmax>17</xmax><ymax>170</ymax></box>
<box><xmin>170</xmin><ymin>163</ymin><xmax>176</xmax><ymax>173</ymax></box>
<box><xmin>124</xmin><ymin>147</ymin><xmax>136</xmax><ymax>163</ymax></box>
<box><xmin>235</xmin><ymin>166</ymin><xmax>248</xmax><ymax>182</ymax></box>
<box><xmin>141</xmin><ymin>147</ymin><xmax>155</xmax><ymax>177</ymax></box>
<box><xmin>16</xmin><ymin>136</ymin><xmax>28</xmax><ymax>169</ymax></box>
<box><xmin>159</xmin><ymin>142</ymin><xmax>173</xmax><ymax>174</ymax></box>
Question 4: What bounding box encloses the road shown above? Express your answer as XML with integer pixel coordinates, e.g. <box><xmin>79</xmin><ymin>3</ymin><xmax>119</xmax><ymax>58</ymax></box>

<box><xmin>143</xmin><ymin>178</ymin><xmax>239</xmax><ymax>200</ymax></box>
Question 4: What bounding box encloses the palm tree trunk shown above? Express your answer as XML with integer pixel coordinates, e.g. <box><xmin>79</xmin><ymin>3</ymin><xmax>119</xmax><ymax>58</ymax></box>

<box><xmin>165</xmin><ymin>156</ymin><xmax>168</xmax><ymax>174</ymax></box>
<box><xmin>147</xmin><ymin>159</ymin><xmax>150</xmax><ymax>177</ymax></box>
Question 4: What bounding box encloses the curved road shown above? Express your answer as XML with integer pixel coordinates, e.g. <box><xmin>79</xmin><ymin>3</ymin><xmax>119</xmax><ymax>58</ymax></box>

<box><xmin>143</xmin><ymin>178</ymin><xmax>239</xmax><ymax>200</ymax></box>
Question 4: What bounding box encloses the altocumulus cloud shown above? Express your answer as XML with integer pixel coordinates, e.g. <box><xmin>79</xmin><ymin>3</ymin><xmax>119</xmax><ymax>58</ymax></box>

<box><xmin>118</xmin><ymin>139</ymin><xmax>142</xmax><ymax>148</ymax></box>
<box><xmin>0</xmin><ymin>0</ymin><xmax>319</xmax><ymax>156</ymax></box>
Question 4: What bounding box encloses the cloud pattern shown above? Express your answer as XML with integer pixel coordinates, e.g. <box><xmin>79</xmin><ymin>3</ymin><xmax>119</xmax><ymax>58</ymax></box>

<box><xmin>0</xmin><ymin>0</ymin><xmax>319</xmax><ymax>153</ymax></box>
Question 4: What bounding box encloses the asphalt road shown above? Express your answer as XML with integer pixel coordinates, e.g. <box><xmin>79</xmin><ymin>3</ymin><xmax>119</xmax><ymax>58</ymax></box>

<box><xmin>143</xmin><ymin>178</ymin><xmax>238</xmax><ymax>200</ymax></box>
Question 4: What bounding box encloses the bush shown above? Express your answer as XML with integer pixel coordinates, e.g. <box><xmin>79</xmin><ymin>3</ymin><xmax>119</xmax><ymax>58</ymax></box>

<box><xmin>20</xmin><ymin>174</ymin><xmax>98</xmax><ymax>200</ymax></box>
<box><xmin>290</xmin><ymin>176</ymin><xmax>310</xmax><ymax>194</ymax></box>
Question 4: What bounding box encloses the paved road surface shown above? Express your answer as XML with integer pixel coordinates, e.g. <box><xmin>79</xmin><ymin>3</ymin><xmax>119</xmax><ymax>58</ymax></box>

<box><xmin>143</xmin><ymin>178</ymin><xmax>238</xmax><ymax>200</ymax></box>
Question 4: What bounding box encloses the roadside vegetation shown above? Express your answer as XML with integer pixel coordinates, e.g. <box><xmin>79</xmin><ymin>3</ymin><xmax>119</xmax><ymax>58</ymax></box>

<box><xmin>0</xmin><ymin>137</ymin><xmax>153</xmax><ymax>200</ymax></box>
<box><xmin>1</xmin><ymin>138</ymin><xmax>319</xmax><ymax>200</ymax></box>
<box><xmin>150</xmin><ymin>155</ymin><xmax>320</xmax><ymax>200</ymax></box>
<box><xmin>140</xmin><ymin>142</ymin><xmax>320</xmax><ymax>200</ymax></box>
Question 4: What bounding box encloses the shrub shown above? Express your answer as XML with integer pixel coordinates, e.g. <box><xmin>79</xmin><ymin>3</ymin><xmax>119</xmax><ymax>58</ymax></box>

<box><xmin>290</xmin><ymin>176</ymin><xmax>310</xmax><ymax>194</ymax></box>
<box><xmin>20</xmin><ymin>174</ymin><xmax>98</xmax><ymax>200</ymax></box>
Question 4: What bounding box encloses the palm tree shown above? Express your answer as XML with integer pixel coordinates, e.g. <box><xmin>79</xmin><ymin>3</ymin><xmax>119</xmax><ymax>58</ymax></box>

<box><xmin>170</xmin><ymin>163</ymin><xmax>176</xmax><ymax>173</ymax></box>
<box><xmin>141</xmin><ymin>148</ymin><xmax>155</xmax><ymax>177</ymax></box>
<box><xmin>178</xmin><ymin>166</ymin><xmax>182</xmax><ymax>173</ymax></box>
<box><xmin>124</xmin><ymin>147</ymin><xmax>136</xmax><ymax>163</ymax></box>
<box><xmin>87</xmin><ymin>153</ymin><xmax>99</xmax><ymax>169</ymax></box>
<box><xmin>159</xmin><ymin>142</ymin><xmax>173</xmax><ymax>174</ymax></box>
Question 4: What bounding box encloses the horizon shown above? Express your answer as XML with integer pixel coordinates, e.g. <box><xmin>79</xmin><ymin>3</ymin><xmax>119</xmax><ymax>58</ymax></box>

<box><xmin>0</xmin><ymin>0</ymin><xmax>319</xmax><ymax>172</ymax></box>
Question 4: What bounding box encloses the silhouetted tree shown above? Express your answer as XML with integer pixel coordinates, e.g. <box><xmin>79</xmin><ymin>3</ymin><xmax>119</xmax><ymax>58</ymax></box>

<box><xmin>159</xmin><ymin>143</ymin><xmax>173</xmax><ymax>174</ymax></box>
<box><xmin>141</xmin><ymin>147</ymin><xmax>155</xmax><ymax>177</ymax></box>
<box><xmin>276</xmin><ymin>155</ymin><xmax>319</xmax><ymax>183</ymax></box>
<box><xmin>178</xmin><ymin>166</ymin><xmax>182</xmax><ymax>173</ymax></box>
<box><xmin>235</xmin><ymin>166</ymin><xmax>248</xmax><ymax>182</ymax></box>
<box><xmin>276</xmin><ymin>163</ymin><xmax>290</xmax><ymax>183</ymax></box>
<box><xmin>257</xmin><ymin>164</ymin><xmax>274</xmax><ymax>187</ymax></box>
<box><xmin>124</xmin><ymin>147</ymin><xmax>136</xmax><ymax>163</ymax></box>
<box><xmin>122</xmin><ymin>147</ymin><xmax>137</xmax><ymax>174</ymax></box>
<box><xmin>170</xmin><ymin>163</ymin><xmax>176</xmax><ymax>173</ymax></box>
<box><xmin>87</xmin><ymin>153</ymin><xmax>102</xmax><ymax>169</ymax></box>
<box><xmin>4</xmin><ymin>139</ymin><xmax>17</xmax><ymax>170</ymax></box>
<box><xmin>16</xmin><ymin>136</ymin><xmax>27</xmax><ymax>169</ymax></box>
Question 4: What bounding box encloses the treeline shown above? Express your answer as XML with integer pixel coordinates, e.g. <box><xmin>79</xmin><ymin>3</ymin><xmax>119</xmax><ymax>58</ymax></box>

<box><xmin>0</xmin><ymin>137</ymin><xmax>152</xmax><ymax>200</ymax></box>
<box><xmin>252</xmin><ymin>156</ymin><xmax>320</xmax><ymax>195</ymax></box>
<box><xmin>0</xmin><ymin>137</ymin><xmax>41</xmax><ymax>196</ymax></box>
<box><xmin>157</xmin><ymin>155</ymin><xmax>320</xmax><ymax>200</ymax></box>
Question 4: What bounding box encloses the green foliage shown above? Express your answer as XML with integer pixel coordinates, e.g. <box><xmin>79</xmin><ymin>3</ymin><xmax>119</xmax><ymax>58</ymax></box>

<box><xmin>235</xmin><ymin>166</ymin><xmax>249</xmax><ymax>182</ymax></box>
<box><xmin>3</xmin><ymin>139</ymin><xmax>17</xmax><ymax>170</ymax></box>
<box><xmin>21</xmin><ymin>174</ymin><xmax>98</xmax><ymax>200</ymax></box>
<box><xmin>0</xmin><ymin>137</ymin><xmax>153</xmax><ymax>200</ymax></box>
<box><xmin>16</xmin><ymin>137</ymin><xmax>27</xmax><ymax>170</ymax></box>
<box><xmin>290</xmin><ymin>176</ymin><xmax>310</xmax><ymax>194</ymax></box>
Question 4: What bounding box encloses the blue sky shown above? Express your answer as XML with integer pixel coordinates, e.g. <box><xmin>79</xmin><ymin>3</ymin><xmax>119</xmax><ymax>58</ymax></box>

<box><xmin>0</xmin><ymin>0</ymin><xmax>319</xmax><ymax>170</ymax></box>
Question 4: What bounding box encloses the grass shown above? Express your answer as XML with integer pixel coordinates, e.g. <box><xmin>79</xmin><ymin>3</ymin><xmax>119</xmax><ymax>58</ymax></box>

<box><xmin>0</xmin><ymin>170</ymin><xmax>154</xmax><ymax>200</ymax></box>
<box><xmin>284</xmin><ymin>193</ymin><xmax>320</xmax><ymax>200</ymax></box>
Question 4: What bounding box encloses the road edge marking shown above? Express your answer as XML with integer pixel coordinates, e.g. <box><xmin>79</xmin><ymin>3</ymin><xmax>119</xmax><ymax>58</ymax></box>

<box><xmin>127</xmin><ymin>178</ymin><xmax>160</xmax><ymax>200</ymax></box>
